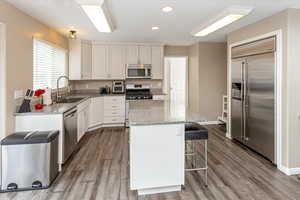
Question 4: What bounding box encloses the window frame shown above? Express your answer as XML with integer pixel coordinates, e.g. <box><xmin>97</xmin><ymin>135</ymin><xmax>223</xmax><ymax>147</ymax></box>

<box><xmin>32</xmin><ymin>37</ymin><xmax>68</xmax><ymax>90</ymax></box>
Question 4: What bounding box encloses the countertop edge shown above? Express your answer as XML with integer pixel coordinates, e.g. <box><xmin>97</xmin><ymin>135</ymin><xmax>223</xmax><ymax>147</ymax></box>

<box><xmin>14</xmin><ymin>94</ymin><xmax>125</xmax><ymax>116</ymax></box>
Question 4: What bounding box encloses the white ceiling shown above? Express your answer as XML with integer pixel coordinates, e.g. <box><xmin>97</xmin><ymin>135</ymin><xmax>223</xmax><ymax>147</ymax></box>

<box><xmin>5</xmin><ymin>0</ymin><xmax>300</xmax><ymax>45</ymax></box>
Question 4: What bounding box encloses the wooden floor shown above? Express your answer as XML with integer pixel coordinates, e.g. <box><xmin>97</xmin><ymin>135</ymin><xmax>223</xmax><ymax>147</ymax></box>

<box><xmin>2</xmin><ymin>125</ymin><xmax>300</xmax><ymax>200</ymax></box>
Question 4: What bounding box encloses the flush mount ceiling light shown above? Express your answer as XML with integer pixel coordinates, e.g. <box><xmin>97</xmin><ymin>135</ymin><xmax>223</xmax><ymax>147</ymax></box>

<box><xmin>69</xmin><ymin>30</ymin><xmax>77</xmax><ymax>39</ymax></box>
<box><xmin>162</xmin><ymin>6</ymin><xmax>173</xmax><ymax>13</ymax></box>
<box><xmin>76</xmin><ymin>0</ymin><xmax>114</xmax><ymax>33</ymax></box>
<box><xmin>152</xmin><ymin>26</ymin><xmax>159</xmax><ymax>30</ymax></box>
<box><xmin>191</xmin><ymin>6</ymin><xmax>253</xmax><ymax>37</ymax></box>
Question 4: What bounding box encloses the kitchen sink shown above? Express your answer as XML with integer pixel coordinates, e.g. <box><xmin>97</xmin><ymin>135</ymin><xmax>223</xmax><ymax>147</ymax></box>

<box><xmin>57</xmin><ymin>97</ymin><xmax>85</xmax><ymax>104</ymax></box>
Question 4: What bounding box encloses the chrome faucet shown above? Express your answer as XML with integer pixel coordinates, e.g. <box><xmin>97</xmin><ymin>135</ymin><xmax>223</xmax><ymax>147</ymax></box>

<box><xmin>56</xmin><ymin>75</ymin><xmax>70</xmax><ymax>102</ymax></box>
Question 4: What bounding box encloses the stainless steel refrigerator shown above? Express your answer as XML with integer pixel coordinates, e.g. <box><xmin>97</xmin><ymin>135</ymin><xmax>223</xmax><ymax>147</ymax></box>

<box><xmin>231</xmin><ymin>37</ymin><xmax>275</xmax><ymax>163</ymax></box>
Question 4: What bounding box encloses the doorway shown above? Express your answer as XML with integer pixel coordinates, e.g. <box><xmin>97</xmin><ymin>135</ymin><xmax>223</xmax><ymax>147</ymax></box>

<box><xmin>0</xmin><ymin>23</ymin><xmax>6</xmax><ymax>139</ymax></box>
<box><xmin>164</xmin><ymin>57</ymin><xmax>188</xmax><ymax>118</ymax></box>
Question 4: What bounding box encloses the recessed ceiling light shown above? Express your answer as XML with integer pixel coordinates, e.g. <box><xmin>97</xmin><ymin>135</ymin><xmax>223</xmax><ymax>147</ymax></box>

<box><xmin>152</xmin><ymin>27</ymin><xmax>159</xmax><ymax>30</ymax></box>
<box><xmin>191</xmin><ymin>6</ymin><xmax>253</xmax><ymax>37</ymax></box>
<box><xmin>162</xmin><ymin>6</ymin><xmax>173</xmax><ymax>13</ymax></box>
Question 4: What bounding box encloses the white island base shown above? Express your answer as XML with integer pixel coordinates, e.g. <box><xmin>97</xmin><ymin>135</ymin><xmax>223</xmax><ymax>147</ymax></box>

<box><xmin>137</xmin><ymin>185</ymin><xmax>182</xmax><ymax>195</ymax></box>
<box><xmin>130</xmin><ymin>124</ymin><xmax>185</xmax><ymax>195</ymax></box>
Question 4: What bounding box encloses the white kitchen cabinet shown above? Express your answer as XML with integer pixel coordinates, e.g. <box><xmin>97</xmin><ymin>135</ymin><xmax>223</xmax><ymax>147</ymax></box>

<box><xmin>81</xmin><ymin>42</ymin><xmax>92</xmax><ymax>79</ymax></box>
<box><xmin>69</xmin><ymin>39</ymin><xmax>92</xmax><ymax>80</ymax></box>
<box><xmin>151</xmin><ymin>46</ymin><xmax>164</xmax><ymax>79</ymax></box>
<box><xmin>92</xmin><ymin>45</ymin><xmax>108</xmax><ymax>79</ymax></box>
<box><xmin>77</xmin><ymin>99</ymin><xmax>90</xmax><ymax>141</ymax></box>
<box><xmin>103</xmin><ymin>96</ymin><xmax>125</xmax><ymax>124</ymax></box>
<box><xmin>127</xmin><ymin>45</ymin><xmax>139</xmax><ymax>64</ymax></box>
<box><xmin>89</xmin><ymin>97</ymin><xmax>104</xmax><ymax>128</ymax></box>
<box><xmin>88</xmin><ymin>96</ymin><xmax>125</xmax><ymax>129</ymax></box>
<box><xmin>139</xmin><ymin>46</ymin><xmax>152</xmax><ymax>64</ymax></box>
<box><xmin>108</xmin><ymin>45</ymin><xmax>126</xmax><ymax>79</ymax></box>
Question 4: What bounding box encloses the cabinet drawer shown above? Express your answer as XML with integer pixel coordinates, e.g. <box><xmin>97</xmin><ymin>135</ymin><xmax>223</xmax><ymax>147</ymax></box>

<box><xmin>104</xmin><ymin>108</ymin><xmax>125</xmax><ymax>116</ymax></box>
<box><xmin>103</xmin><ymin>103</ymin><xmax>124</xmax><ymax>110</ymax></box>
<box><xmin>103</xmin><ymin>116</ymin><xmax>125</xmax><ymax>124</ymax></box>
<box><xmin>104</xmin><ymin>96</ymin><xmax>125</xmax><ymax>104</ymax></box>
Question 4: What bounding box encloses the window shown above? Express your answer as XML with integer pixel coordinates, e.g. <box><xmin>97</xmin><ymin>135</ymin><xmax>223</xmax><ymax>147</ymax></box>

<box><xmin>33</xmin><ymin>38</ymin><xmax>67</xmax><ymax>90</ymax></box>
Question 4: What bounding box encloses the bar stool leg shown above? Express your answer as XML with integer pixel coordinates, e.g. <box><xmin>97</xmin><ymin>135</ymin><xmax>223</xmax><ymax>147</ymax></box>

<box><xmin>192</xmin><ymin>141</ymin><xmax>196</xmax><ymax>168</ymax></box>
<box><xmin>205</xmin><ymin>140</ymin><xmax>208</xmax><ymax>187</ymax></box>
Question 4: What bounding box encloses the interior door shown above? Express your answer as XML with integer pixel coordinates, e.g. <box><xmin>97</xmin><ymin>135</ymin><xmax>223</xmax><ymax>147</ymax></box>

<box><xmin>166</xmin><ymin>57</ymin><xmax>187</xmax><ymax>119</ymax></box>
<box><xmin>231</xmin><ymin>59</ymin><xmax>244</xmax><ymax>142</ymax></box>
<box><xmin>245</xmin><ymin>53</ymin><xmax>275</xmax><ymax>162</ymax></box>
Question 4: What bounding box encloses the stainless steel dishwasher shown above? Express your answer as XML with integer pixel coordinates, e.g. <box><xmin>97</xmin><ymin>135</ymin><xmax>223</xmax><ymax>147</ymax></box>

<box><xmin>63</xmin><ymin>108</ymin><xmax>78</xmax><ymax>163</ymax></box>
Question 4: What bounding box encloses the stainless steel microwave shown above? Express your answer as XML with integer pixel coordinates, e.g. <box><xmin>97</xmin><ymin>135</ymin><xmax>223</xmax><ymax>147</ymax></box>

<box><xmin>126</xmin><ymin>64</ymin><xmax>152</xmax><ymax>79</ymax></box>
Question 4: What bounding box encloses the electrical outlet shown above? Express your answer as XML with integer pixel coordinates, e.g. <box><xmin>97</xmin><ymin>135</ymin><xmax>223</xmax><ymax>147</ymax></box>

<box><xmin>14</xmin><ymin>90</ymin><xmax>23</xmax><ymax>99</ymax></box>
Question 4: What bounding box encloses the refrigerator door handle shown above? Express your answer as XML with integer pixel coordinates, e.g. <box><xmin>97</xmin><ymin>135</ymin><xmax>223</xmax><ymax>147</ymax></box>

<box><xmin>241</xmin><ymin>62</ymin><xmax>245</xmax><ymax>140</ymax></box>
<box><xmin>243</xmin><ymin>62</ymin><xmax>249</xmax><ymax>141</ymax></box>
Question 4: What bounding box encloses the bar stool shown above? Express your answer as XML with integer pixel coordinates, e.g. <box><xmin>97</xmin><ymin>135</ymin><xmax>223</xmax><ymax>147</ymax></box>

<box><xmin>185</xmin><ymin>123</ymin><xmax>208</xmax><ymax>186</ymax></box>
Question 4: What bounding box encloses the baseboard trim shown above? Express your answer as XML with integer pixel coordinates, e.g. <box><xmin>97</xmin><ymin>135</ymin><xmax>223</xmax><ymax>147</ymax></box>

<box><xmin>88</xmin><ymin>123</ymin><xmax>124</xmax><ymax>131</ymax></box>
<box><xmin>226</xmin><ymin>132</ymin><xmax>232</xmax><ymax>139</ymax></box>
<box><xmin>278</xmin><ymin>165</ymin><xmax>300</xmax><ymax>176</ymax></box>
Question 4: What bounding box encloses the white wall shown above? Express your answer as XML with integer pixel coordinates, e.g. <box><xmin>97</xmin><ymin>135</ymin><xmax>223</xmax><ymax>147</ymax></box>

<box><xmin>0</xmin><ymin>23</ymin><xmax>6</xmax><ymax>140</ymax></box>
<box><xmin>0</xmin><ymin>1</ymin><xmax>68</xmax><ymax>136</ymax></box>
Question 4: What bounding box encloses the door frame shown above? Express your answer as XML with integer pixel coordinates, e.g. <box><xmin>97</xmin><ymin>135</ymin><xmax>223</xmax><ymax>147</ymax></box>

<box><xmin>164</xmin><ymin>56</ymin><xmax>189</xmax><ymax>114</ymax></box>
<box><xmin>227</xmin><ymin>30</ymin><xmax>283</xmax><ymax>172</ymax></box>
<box><xmin>0</xmin><ymin>23</ymin><xmax>6</xmax><ymax>140</ymax></box>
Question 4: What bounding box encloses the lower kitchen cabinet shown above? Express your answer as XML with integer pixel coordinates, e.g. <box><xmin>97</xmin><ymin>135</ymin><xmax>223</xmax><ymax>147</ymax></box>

<box><xmin>89</xmin><ymin>97</ymin><xmax>104</xmax><ymax>128</ymax></box>
<box><xmin>77</xmin><ymin>99</ymin><xmax>90</xmax><ymax>141</ymax></box>
<box><xmin>103</xmin><ymin>96</ymin><xmax>125</xmax><ymax>124</ymax></box>
<box><xmin>89</xmin><ymin>96</ymin><xmax>125</xmax><ymax>129</ymax></box>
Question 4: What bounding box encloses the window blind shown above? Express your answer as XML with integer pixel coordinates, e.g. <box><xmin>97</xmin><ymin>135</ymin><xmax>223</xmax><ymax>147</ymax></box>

<box><xmin>33</xmin><ymin>39</ymin><xmax>67</xmax><ymax>90</ymax></box>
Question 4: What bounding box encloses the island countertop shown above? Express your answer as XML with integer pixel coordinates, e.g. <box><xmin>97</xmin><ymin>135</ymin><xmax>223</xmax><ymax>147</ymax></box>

<box><xmin>129</xmin><ymin>100</ymin><xmax>204</xmax><ymax>126</ymax></box>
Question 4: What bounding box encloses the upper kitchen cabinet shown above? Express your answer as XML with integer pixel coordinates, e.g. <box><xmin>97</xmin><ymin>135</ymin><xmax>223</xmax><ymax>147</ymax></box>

<box><xmin>126</xmin><ymin>45</ymin><xmax>154</xmax><ymax>65</ymax></box>
<box><xmin>69</xmin><ymin>39</ymin><xmax>92</xmax><ymax>80</ymax></box>
<box><xmin>92</xmin><ymin>44</ymin><xmax>108</xmax><ymax>79</ymax></box>
<box><xmin>92</xmin><ymin>44</ymin><xmax>126</xmax><ymax>80</ymax></box>
<box><xmin>151</xmin><ymin>46</ymin><xmax>164</xmax><ymax>79</ymax></box>
<box><xmin>127</xmin><ymin>46</ymin><xmax>139</xmax><ymax>64</ymax></box>
<box><xmin>108</xmin><ymin>45</ymin><xmax>126</xmax><ymax>79</ymax></box>
<box><xmin>139</xmin><ymin>46</ymin><xmax>152</xmax><ymax>64</ymax></box>
<box><xmin>85</xmin><ymin>42</ymin><xmax>163</xmax><ymax>80</ymax></box>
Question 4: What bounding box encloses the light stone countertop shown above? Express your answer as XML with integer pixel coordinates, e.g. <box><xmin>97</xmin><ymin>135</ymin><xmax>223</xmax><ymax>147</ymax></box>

<box><xmin>129</xmin><ymin>100</ymin><xmax>204</xmax><ymax>126</ymax></box>
<box><xmin>14</xmin><ymin>93</ymin><xmax>125</xmax><ymax>116</ymax></box>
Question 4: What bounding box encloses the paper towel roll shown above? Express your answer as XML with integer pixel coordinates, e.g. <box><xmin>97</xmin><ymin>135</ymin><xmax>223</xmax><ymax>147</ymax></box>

<box><xmin>43</xmin><ymin>88</ymin><xmax>52</xmax><ymax>105</ymax></box>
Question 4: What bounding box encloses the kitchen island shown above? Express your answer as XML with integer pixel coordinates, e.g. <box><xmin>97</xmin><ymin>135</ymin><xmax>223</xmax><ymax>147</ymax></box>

<box><xmin>129</xmin><ymin>100</ymin><xmax>203</xmax><ymax>195</ymax></box>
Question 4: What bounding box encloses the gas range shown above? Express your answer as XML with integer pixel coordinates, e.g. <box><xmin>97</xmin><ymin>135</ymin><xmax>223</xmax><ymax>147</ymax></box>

<box><xmin>126</xmin><ymin>93</ymin><xmax>153</xmax><ymax>100</ymax></box>
<box><xmin>125</xmin><ymin>84</ymin><xmax>153</xmax><ymax>100</ymax></box>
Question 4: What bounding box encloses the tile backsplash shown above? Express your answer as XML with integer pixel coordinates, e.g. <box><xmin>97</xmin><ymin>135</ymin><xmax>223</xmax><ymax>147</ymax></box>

<box><xmin>71</xmin><ymin>80</ymin><xmax>163</xmax><ymax>90</ymax></box>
